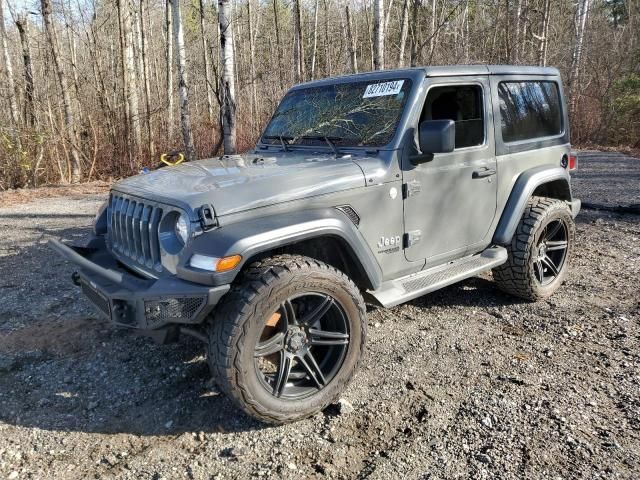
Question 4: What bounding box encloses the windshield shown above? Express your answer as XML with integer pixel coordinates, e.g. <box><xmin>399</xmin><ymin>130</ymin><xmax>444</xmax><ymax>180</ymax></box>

<box><xmin>261</xmin><ymin>78</ymin><xmax>412</xmax><ymax>148</ymax></box>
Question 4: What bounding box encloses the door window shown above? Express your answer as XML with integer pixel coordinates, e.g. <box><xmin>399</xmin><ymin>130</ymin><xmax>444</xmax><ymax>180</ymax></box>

<box><xmin>421</xmin><ymin>84</ymin><xmax>485</xmax><ymax>149</ymax></box>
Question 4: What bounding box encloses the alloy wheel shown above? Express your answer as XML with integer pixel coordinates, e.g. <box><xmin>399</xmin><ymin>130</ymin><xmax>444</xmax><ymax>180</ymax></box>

<box><xmin>533</xmin><ymin>218</ymin><xmax>569</xmax><ymax>286</ymax></box>
<box><xmin>254</xmin><ymin>293</ymin><xmax>350</xmax><ymax>400</ymax></box>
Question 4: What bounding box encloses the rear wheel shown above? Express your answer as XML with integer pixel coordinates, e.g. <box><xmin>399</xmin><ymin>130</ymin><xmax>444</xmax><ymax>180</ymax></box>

<box><xmin>207</xmin><ymin>254</ymin><xmax>366</xmax><ymax>424</ymax></box>
<box><xmin>493</xmin><ymin>196</ymin><xmax>575</xmax><ymax>301</ymax></box>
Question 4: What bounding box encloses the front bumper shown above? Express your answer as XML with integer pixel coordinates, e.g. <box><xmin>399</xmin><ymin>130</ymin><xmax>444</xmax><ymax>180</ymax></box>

<box><xmin>50</xmin><ymin>237</ymin><xmax>229</xmax><ymax>330</ymax></box>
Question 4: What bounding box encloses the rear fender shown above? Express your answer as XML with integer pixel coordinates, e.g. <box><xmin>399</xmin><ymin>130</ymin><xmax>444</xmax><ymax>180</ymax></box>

<box><xmin>493</xmin><ymin>166</ymin><xmax>573</xmax><ymax>245</ymax></box>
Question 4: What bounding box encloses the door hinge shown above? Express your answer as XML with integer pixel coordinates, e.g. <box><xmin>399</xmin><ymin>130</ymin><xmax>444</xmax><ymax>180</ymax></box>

<box><xmin>402</xmin><ymin>180</ymin><xmax>422</xmax><ymax>199</ymax></box>
<box><xmin>404</xmin><ymin>230</ymin><xmax>422</xmax><ymax>248</ymax></box>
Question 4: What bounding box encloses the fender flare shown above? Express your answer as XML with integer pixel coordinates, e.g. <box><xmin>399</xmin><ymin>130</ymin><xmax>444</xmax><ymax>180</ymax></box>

<box><xmin>493</xmin><ymin>166</ymin><xmax>572</xmax><ymax>245</ymax></box>
<box><xmin>179</xmin><ymin>208</ymin><xmax>383</xmax><ymax>289</ymax></box>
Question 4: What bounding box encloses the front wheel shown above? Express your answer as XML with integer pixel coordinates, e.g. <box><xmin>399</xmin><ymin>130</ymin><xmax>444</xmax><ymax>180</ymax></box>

<box><xmin>493</xmin><ymin>196</ymin><xmax>575</xmax><ymax>301</ymax></box>
<box><xmin>207</xmin><ymin>254</ymin><xmax>367</xmax><ymax>424</ymax></box>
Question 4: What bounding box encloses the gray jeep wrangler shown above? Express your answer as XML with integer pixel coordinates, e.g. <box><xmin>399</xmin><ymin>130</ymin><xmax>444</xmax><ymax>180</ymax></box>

<box><xmin>52</xmin><ymin>65</ymin><xmax>580</xmax><ymax>424</ymax></box>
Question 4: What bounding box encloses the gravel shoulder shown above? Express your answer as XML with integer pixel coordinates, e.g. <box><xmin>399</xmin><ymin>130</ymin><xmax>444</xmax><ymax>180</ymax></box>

<box><xmin>1</xmin><ymin>153</ymin><xmax>639</xmax><ymax>479</ymax></box>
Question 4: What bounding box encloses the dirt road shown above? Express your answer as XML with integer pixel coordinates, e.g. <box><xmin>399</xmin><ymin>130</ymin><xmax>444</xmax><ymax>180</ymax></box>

<box><xmin>1</xmin><ymin>152</ymin><xmax>639</xmax><ymax>479</ymax></box>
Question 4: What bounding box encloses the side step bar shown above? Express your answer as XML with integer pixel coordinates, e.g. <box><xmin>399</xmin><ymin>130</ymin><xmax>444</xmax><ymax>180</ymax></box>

<box><xmin>368</xmin><ymin>246</ymin><xmax>508</xmax><ymax>308</ymax></box>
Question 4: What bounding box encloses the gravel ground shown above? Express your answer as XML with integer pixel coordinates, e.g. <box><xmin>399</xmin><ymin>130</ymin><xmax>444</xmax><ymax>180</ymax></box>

<box><xmin>1</xmin><ymin>152</ymin><xmax>639</xmax><ymax>479</ymax></box>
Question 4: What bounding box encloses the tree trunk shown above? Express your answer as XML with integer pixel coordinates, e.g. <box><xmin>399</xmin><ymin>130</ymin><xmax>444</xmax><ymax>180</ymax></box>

<box><xmin>200</xmin><ymin>0</ymin><xmax>215</xmax><ymax>124</ymax></box>
<box><xmin>429</xmin><ymin>0</ymin><xmax>437</xmax><ymax>59</ymax></box>
<box><xmin>41</xmin><ymin>0</ymin><xmax>82</xmax><ymax>183</ymax></box>
<box><xmin>218</xmin><ymin>0</ymin><xmax>237</xmax><ymax>154</ymax></box>
<box><xmin>397</xmin><ymin>0</ymin><xmax>409</xmax><ymax>67</ymax></box>
<box><xmin>569</xmin><ymin>0</ymin><xmax>591</xmax><ymax>115</ymax></box>
<box><xmin>15</xmin><ymin>13</ymin><xmax>36</xmax><ymax>128</ymax></box>
<box><xmin>310</xmin><ymin>0</ymin><xmax>319</xmax><ymax>79</ymax></box>
<box><xmin>247</xmin><ymin>0</ymin><xmax>258</xmax><ymax>124</ymax></box>
<box><xmin>165</xmin><ymin>0</ymin><xmax>174</xmax><ymax>139</ymax></box>
<box><xmin>323</xmin><ymin>0</ymin><xmax>332</xmax><ymax>76</ymax></box>
<box><xmin>272</xmin><ymin>0</ymin><xmax>285</xmax><ymax>89</ymax></box>
<box><xmin>409</xmin><ymin>0</ymin><xmax>419</xmax><ymax>66</ymax></box>
<box><xmin>345</xmin><ymin>5</ymin><xmax>358</xmax><ymax>73</ymax></box>
<box><xmin>505</xmin><ymin>0</ymin><xmax>511</xmax><ymax>62</ymax></box>
<box><xmin>0</xmin><ymin>0</ymin><xmax>21</xmax><ymax>138</ymax></box>
<box><xmin>537</xmin><ymin>0</ymin><xmax>551</xmax><ymax>66</ymax></box>
<box><xmin>292</xmin><ymin>0</ymin><xmax>306</xmax><ymax>82</ymax></box>
<box><xmin>117</xmin><ymin>0</ymin><xmax>142</xmax><ymax>160</ymax></box>
<box><xmin>514</xmin><ymin>0</ymin><xmax>522</xmax><ymax>63</ymax></box>
<box><xmin>140</xmin><ymin>0</ymin><xmax>154</xmax><ymax>157</ymax></box>
<box><xmin>171</xmin><ymin>0</ymin><xmax>196</xmax><ymax>162</ymax></box>
<box><xmin>373</xmin><ymin>0</ymin><xmax>384</xmax><ymax>70</ymax></box>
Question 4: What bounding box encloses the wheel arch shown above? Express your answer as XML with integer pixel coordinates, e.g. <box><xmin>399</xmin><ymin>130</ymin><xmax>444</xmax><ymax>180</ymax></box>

<box><xmin>243</xmin><ymin>235</ymin><xmax>377</xmax><ymax>291</ymax></box>
<box><xmin>493</xmin><ymin>166</ymin><xmax>573</xmax><ymax>245</ymax></box>
<box><xmin>182</xmin><ymin>208</ymin><xmax>383</xmax><ymax>291</ymax></box>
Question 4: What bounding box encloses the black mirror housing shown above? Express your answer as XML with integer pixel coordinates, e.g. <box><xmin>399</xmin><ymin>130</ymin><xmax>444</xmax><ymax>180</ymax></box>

<box><xmin>418</xmin><ymin>119</ymin><xmax>455</xmax><ymax>155</ymax></box>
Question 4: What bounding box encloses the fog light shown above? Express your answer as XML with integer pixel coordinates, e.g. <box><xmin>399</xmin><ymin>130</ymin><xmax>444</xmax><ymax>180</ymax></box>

<box><xmin>190</xmin><ymin>254</ymin><xmax>242</xmax><ymax>272</ymax></box>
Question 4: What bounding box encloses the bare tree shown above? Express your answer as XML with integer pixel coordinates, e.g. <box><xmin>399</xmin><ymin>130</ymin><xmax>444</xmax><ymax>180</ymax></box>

<box><xmin>199</xmin><ymin>0</ymin><xmax>215</xmax><ymax>124</ymax></box>
<box><xmin>292</xmin><ymin>0</ymin><xmax>306</xmax><ymax>82</ymax></box>
<box><xmin>165</xmin><ymin>0</ymin><xmax>174</xmax><ymax>138</ymax></box>
<box><xmin>272</xmin><ymin>0</ymin><xmax>284</xmax><ymax>89</ymax></box>
<box><xmin>569</xmin><ymin>0</ymin><xmax>591</xmax><ymax>113</ymax></box>
<box><xmin>373</xmin><ymin>0</ymin><xmax>384</xmax><ymax>69</ymax></box>
<box><xmin>170</xmin><ymin>0</ymin><xmax>196</xmax><ymax>162</ymax></box>
<box><xmin>397</xmin><ymin>0</ymin><xmax>409</xmax><ymax>67</ymax></box>
<box><xmin>117</xmin><ymin>0</ymin><xmax>142</xmax><ymax>160</ymax></box>
<box><xmin>345</xmin><ymin>4</ymin><xmax>358</xmax><ymax>73</ymax></box>
<box><xmin>218</xmin><ymin>0</ymin><xmax>236</xmax><ymax>154</ymax></box>
<box><xmin>139</xmin><ymin>0</ymin><xmax>154</xmax><ymax>157</ymax></box>
<box><xmin>311</xmin><ymin>0</ymin><xmax>320</xmax><ymax>79</ymax></box>
<box><xmin>41</xmin><ymin>0</ymin><xmax>82</xmax><ymax>183</ymax></box>
<box><xmin>536</xmin><ymin>0</ymin><xmax>551</xmax><ymax>66</ymax></box>
<box><xmin>15</xmin><ymin>13</ymin><xmax>35</xmax><ymax>128</ymax></box>
<box><xmin>0</xmin><ymin>0</ymin><xmax>21</xmax><ymax>139</ymax></box>
<box><xmin>246</xmin><ymin>0</ymin><xmax>258</xmax><ymax>124</ymax></box>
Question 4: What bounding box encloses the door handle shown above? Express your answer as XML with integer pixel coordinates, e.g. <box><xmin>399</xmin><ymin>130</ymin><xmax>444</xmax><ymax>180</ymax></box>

<box><xmin>472</xmin><ymin>168</ymin><xmax>496</xmax><ymax>179</ymax></box>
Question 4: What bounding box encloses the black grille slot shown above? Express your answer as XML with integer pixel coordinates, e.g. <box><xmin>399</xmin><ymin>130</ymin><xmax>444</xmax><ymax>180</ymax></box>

<box><xmin>144</xmin><ymin>297</ymin><xmax>206</xmax><ymax>326</ymax></box>
<box><xmin>81</xmin><ymin>281</ymin><xmax>111</xmax><ymax>318</ymax></box>
<box><xmin>336</xmin><ymin>205</ymin><xmax>360</xmax><ymax>226</ymax></box>
<box><xmin>108</xmin><ymin>193</ymin><xmax>163</xmax><ymax>271</ymax></box>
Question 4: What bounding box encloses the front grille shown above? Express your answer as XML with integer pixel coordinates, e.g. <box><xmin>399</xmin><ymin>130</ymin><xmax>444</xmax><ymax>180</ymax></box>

<box><xmin>81</xmin><ymin>281</ymin><xmax>111</xmax><ymax>318</ymax></box>
<box><xmin>107</xmin><ymin>193</ymin><xmax>163</xmax><ymax>272</ymax></box>
<box><xmin>144</xmin><ymin>297</ymin><xmax>206</xmax><ymax>327</ymax></box>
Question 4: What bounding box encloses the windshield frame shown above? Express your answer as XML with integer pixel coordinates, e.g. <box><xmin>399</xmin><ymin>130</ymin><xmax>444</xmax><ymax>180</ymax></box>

<box><xmin>258</xmin><ymin>76</ymin><xmax>416</xmax><ymax>151</ymax></box>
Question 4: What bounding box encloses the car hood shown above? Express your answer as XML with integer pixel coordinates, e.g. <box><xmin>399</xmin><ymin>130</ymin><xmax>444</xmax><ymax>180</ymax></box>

<box><xmin>113</xmin><ymin>152</ymin><xmax>367</xmax><ymax>216</ymax></box>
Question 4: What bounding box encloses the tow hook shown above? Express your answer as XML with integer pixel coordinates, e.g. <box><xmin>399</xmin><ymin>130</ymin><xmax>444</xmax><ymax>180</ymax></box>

<box><xmin>71</xmin><ymin>271</ymin><xmax>81</xmax><ymax>286</ymax></box>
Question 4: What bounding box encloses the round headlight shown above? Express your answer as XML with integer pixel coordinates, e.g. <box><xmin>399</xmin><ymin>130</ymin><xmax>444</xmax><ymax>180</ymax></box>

<box><xmin>175</xmin><ymin>214</ymin><xmax>189</xmax><ymax>244</ymax></box>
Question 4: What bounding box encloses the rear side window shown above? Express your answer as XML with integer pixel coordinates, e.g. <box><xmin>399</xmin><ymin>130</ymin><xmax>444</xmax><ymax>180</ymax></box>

<box><xmin>498</xmin><ymin>81</ymin><xmax>562</xmax><ymax>142</ymax></box>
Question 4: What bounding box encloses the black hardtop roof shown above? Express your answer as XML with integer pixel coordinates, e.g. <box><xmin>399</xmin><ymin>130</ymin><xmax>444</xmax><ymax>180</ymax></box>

<box><xmin>292</xmin><ymin>65</ymin><xmax>561</xmax><ymax>90</ymax></box>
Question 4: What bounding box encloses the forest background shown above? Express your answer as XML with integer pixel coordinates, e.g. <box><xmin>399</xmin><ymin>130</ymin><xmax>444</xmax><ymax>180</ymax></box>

<box><xmin>0</xmin><ymin>0</ymin><xmax>638</xmax><ymax>188</ymax></box>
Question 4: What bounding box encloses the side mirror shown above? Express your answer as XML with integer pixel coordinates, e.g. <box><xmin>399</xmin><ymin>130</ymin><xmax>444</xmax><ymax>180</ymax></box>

<box><xmin>418</xmin><ymin>119</ymin><xmax>455</xmax><ymax>156</ymax></box>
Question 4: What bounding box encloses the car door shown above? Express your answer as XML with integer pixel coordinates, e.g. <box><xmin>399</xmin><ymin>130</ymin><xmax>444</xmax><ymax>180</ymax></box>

<box><xmin>403</xmin><ymin>76</ymin><xmax>498</xmax><ymax>265</ymax></box>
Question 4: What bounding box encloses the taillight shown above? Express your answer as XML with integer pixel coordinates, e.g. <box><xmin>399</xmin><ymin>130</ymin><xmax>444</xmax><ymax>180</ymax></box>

<box><xmin>568</xmin><ymin>152</ymin><xmax>577</xmax><ymax>171</ymax></box>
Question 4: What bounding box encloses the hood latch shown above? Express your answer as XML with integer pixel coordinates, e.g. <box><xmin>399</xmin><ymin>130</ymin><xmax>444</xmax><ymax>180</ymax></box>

<box><xmin>198</xmin><ymin>204</ymin><xmax>218</xmax><ymax>231</ymax></box>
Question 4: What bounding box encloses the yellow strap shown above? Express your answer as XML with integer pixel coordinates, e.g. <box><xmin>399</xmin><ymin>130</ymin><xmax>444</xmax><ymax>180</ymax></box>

<box><xmin>160</xmin><ymin>153</ymin><xmax>184</xmax><ymax>167</ymax></box>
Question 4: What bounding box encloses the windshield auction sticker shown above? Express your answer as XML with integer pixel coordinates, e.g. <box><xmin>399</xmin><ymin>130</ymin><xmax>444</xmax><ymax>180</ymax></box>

<box><xmin>363</xmin><ymin>80</ymin><xmax>405</xmax><ymax>98</ymax></box>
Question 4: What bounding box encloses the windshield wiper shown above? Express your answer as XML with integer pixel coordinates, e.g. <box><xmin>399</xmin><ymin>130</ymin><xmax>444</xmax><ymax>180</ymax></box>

<box><xmin>262</xmin><ymin>135</ymin><xmax>293</xmax><ymax>151</ymax></box>
<box><xmin>298</xmin><ymin>135</ymin><xmax>342</xmax><ymax>155</ymax></box>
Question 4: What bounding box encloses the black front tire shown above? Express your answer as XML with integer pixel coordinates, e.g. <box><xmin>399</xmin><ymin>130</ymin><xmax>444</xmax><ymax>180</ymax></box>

<box><xmin>207</xmin><ymin>254</ymin><xmax>367</xmax><ymax>424</ymax></box>
<box><xmin>493</xmin><ymin>196</ymin><xmax>575</xmax><ymax>301</ymax></box>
